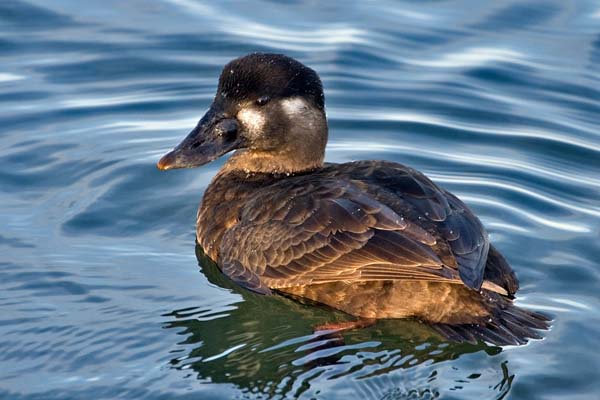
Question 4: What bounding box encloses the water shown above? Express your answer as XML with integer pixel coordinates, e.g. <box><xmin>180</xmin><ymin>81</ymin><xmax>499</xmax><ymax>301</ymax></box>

<box><xmin>1</xmin><ymin>1</ymin><xmax>599</xmax><ymax>398</ymax></box>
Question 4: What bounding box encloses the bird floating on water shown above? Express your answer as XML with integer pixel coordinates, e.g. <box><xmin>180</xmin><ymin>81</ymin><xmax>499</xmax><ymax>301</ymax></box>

<box><xmin>157</xmin><ymin>53</ymin><xmax>549</xmax><ymax>345</ymax></box>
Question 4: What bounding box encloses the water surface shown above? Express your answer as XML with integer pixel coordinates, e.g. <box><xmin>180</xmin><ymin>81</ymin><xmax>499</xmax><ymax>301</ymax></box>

<box><xmin>1</xmin><ymin>1</ymin><xmax>599</xmax><ymax>399</ymax></box>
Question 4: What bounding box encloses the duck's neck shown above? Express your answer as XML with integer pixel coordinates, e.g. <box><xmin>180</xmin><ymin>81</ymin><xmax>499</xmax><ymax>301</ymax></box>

<box><xmin>223</xmin><ymin>147</ymin><xmax>323</xmax><ymax>175</ymax></box>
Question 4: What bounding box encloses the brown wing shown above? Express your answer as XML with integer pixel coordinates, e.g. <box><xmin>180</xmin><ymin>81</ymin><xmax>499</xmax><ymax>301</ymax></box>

<box><xmin>218</xmin><ymin>179</ymin><xmax>464</xmax><ymax>294</ymax></box>
<box><xmin>337</xmin><ymin>161</ymin><xmax>490</xmax><ymax>291</ymax></box>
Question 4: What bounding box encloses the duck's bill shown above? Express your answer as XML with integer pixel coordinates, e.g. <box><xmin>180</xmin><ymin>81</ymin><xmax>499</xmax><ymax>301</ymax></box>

<box><xmin>157</xmin><ymin>105</ymin><xmax>241</xmax><ymax>170</ymax></box>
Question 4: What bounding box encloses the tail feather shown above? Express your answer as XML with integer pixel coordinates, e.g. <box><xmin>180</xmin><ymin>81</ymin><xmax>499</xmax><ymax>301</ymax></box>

<box><xmin>431</xmin><ymin>303</ymin><xmax>551</xmax><ymax>346</ymax></box>
<box><xmin>483</xmin><ymin>245</ymin><xmax>520</xmax><ymax>297</ymax></box>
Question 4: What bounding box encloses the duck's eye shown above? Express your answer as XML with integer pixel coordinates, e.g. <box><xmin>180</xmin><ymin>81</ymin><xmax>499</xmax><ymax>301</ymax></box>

<box><xmin>256</xmin><ymin>96</ymin><xmax>270</xmax><ymax>106</ymax></box>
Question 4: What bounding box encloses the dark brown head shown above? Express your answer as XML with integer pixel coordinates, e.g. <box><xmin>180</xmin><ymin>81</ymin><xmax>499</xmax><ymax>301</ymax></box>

<box><xmin>157</xmin><ymin>53</ymin><xmax>327</xmax><ymax>174</ymax></box>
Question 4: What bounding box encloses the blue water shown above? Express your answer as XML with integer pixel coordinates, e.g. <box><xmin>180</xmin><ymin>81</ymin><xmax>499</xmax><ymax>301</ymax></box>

<box><xmin>1</xmin><ymin>1</ymin><xmax>599</xmax><ymax>399</ymax></box>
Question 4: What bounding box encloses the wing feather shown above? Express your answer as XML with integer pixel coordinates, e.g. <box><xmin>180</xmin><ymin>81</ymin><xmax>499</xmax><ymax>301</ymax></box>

<box><xmin>214</xmin><ymin>161</ymin><xmax>494</xmax><ymax>294</ymax></box>
<box><xmin>219</xmin><ymin>180</ymin><xmax>458</xmax><ymax>293</ymax></box>
<box><xmin>347</xmin><ymin>161</ymin><xmax>490</xmax><ymax>290</ymax></box>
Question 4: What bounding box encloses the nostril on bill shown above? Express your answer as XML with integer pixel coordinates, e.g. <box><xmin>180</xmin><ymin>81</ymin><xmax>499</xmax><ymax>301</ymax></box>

<box><xmin>220</xmin><ymin>119</ymin><xmax>239</xmax><ymax>137</ymax></box>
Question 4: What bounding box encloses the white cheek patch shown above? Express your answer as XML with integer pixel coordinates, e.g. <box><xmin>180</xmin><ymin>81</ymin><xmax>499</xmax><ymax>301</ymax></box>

<box><xmin>237</xmin><ymin>108</ymin><xmax>266</xmax><ymax>137</ymax></box>
<box><xmin>280</xmin><ymin>97</ymin><xmax>309</xmax><ymax>117</ymax></box>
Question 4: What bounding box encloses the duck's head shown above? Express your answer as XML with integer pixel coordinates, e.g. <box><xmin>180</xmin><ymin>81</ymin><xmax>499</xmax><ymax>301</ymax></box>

<box><xmin>157</xmin><ymin>53</ymin><xmax>327</xmax><ymax>174</ymax></box>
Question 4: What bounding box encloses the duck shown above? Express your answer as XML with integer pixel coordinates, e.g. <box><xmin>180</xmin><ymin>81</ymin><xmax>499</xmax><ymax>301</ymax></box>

<box><xmin>157</xmin><ymin>53</ymin><xmax>549</xmax><ymax>345</ymax></box>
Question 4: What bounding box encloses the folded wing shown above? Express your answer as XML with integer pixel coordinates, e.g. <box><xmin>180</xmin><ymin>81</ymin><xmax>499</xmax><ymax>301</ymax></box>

<box><xmin>219</xmin><ymin>179</ymin><xmax>471</xmax><ymax>294</ymax></box>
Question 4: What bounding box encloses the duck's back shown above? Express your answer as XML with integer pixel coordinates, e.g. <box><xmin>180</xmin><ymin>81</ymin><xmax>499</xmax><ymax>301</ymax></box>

<box><xmin>198</xmin><ymin>160</ymin><xmax>517</xmax><ymax>295</ymax></box>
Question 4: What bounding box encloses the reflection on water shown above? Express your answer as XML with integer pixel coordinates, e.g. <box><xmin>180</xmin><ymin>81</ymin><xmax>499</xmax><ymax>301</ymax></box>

<box><xmin>163</xmin><ymin>246</ymin><xmax>509</xmax><ymax>399</ymax></box>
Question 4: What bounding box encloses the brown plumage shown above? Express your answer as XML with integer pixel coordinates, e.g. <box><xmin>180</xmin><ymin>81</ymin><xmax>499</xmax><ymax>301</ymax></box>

<box><xmin>158</xmin><ymin>53</ymin><xmax>550</xmax><ymax>346</ymax></box>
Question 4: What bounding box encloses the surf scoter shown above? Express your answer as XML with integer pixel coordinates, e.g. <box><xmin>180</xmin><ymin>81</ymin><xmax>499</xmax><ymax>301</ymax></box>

<box><xmin>157</xmin><ymin>53</ymin><xmax>549</xmax><ymax>345</ymax></box>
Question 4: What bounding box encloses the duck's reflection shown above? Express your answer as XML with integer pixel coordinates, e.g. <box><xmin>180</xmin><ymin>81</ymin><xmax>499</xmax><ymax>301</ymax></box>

<box><xmin>162</xmin><ymin>245</ymin><xmax>513</xmax><ymax>398</ymax></box>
